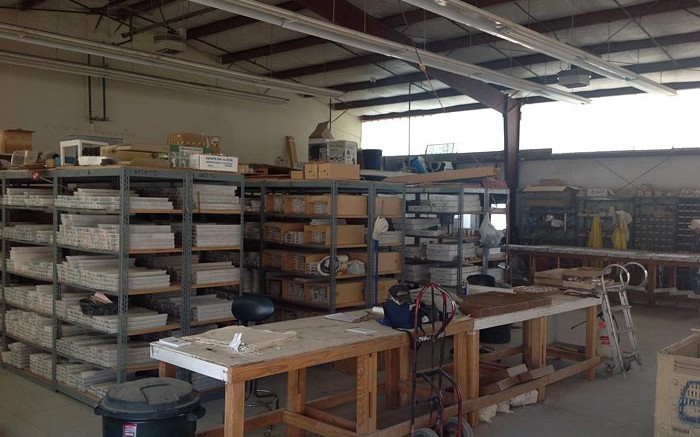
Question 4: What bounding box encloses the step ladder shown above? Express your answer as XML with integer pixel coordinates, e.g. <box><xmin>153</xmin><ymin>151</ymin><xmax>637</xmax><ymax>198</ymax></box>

<box><xmin>599</xmin><ymin>262</ymin><xmax>647</xmax><ymax>375</ymax></box>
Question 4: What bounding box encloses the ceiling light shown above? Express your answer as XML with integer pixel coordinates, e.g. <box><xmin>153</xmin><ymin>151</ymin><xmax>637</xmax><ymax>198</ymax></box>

<box><xmin>0</xmin><ymin>22</ymin><xmax>343</xmax><ymax>98</ymax></box>
<box><xmin>188</xmin><ymin>0</ymin><xmax>590</xmax><ymax>105</ymax></box>
<box><xmin>0</xmin><ymin>50</ymin><xmax>289</xmax><ymax>104</ymax></box>
<box><xmin>402</xmin><ymin>0</ymin><xmax>676</xmax><ymax>96</ymax></box>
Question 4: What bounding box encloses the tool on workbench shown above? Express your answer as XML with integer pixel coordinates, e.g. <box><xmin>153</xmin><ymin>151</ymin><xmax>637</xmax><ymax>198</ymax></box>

<box><xmin>409</xmin><ymin>282</ymin><xmax>473</xmax><ymax>437</ymax></box>
<box><xmin>599</xmin><ymin>262</ymin><xmax>647</xmax><ymax>376</ymax></box>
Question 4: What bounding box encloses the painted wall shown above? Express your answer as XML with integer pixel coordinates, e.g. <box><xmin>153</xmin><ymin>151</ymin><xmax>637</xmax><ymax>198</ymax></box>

<box><xmin>0</xmin><ymin>63</ymin><xmax>360</xmax><ymax>164</ymax></box>
<box><xmin>519</xmin><ymin>153</ymin><xmax>700</xmax><ymax>191</ymax></box>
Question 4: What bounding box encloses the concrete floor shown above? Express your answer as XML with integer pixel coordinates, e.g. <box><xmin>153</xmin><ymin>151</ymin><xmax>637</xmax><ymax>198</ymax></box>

<box><xmin>0</xmin><ymin>304</ymin><xmax>696</xmax><ymax>437</ymax></box>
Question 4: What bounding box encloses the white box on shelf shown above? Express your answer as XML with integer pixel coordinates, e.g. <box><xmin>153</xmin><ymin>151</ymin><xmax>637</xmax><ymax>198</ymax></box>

<box><xmin>60</xmin><ymin>139</ymin><xmax>109</xmax><ymax>166</ymax></box>
<box><xmin>189</xmin><ymin>154</ymin><xmax>238</xmax><ymax>172</ymax></box>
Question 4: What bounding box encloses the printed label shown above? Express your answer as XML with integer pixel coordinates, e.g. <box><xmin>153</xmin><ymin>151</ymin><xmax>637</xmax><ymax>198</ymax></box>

<box><xmin>123</xmin><ymin>423</ymin><xmax>137</xmax><ymax>437</ymax></box>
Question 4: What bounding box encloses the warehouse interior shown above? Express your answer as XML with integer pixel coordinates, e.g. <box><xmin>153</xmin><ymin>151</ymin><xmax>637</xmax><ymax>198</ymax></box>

<box><xmin>1</xmin><ymin>0</ymin><xmax>700</xmax><ymax>436</ymax></box>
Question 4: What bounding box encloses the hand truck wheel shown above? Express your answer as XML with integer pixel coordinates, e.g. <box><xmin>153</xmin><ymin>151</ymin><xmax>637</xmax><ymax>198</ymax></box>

<box><xmin>442</xmin><ymin>417</ymin><xmax>475</xmax><ymax>437</ymax></box>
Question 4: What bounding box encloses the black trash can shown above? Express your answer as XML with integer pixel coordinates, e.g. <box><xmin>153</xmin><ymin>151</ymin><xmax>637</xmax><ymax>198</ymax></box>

<box><xmin>467</xmin><ymin>274</ymin><xmax>512</xmax><ymax>344</ymax></box>
<box><xmin>95</xmin><ymin>377</ymin><xmax>205</xmax><ymax>437</ymax></box>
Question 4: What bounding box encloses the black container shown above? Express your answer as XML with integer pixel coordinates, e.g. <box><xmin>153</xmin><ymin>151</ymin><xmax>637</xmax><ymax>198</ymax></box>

<box><xmin>467</xmin><ymin>274</ymin><xmax>512</xmax><ymax>344</ymax></box>
<box><xmin>95</xmin><ymin>377</ymin><xmax>205</xmax><ymax>437</ymax></box>
<box><xmin>361</xmin><ymin>149</ymin><xmax>383</xmax><ymax>170</ymax></box>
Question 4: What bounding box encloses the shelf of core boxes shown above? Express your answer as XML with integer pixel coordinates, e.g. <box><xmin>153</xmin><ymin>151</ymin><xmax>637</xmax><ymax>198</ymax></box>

<box><xmin>186</xmin><ymin>170</ymin><xmax>244</xmax><ymax>334</ymax></box>
<box><xmin>403</xmin><ymin>185</ymin><xmax>510</xmax><ymax>289</ymax></box>
<box><xmin>248</xmin><ymin>179</ymin><xmax>404</xmax><ymax>314</ymax></box>
<box><xmin>50</xmin><ymin>167</ymin><xmax>190</xmax><ymax>388</ymax></box>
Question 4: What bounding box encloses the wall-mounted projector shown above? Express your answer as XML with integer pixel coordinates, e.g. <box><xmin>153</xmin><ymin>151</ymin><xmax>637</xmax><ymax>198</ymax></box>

<box><xmin>557</xmin><ymin>67</ymin><xmax>591</xmax><ymax>88</ymax></box>
<box><xmin>153</xmin><ymin>29</ymin><xmax>186</xmax><ymax>55</ymax></box>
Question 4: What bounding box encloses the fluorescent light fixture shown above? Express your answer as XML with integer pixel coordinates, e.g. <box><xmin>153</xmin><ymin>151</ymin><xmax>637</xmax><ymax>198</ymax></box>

<box><xmin>0</xmin><ymin>22</ymin><xmax>343</xmax><ymax>98</ymax></box>
<box><xmin>188</xmin><ymin>0</ymin><xmax>590</xmax><ymax>105</ymax></box>
<box><xmin>402</xmin><ymin>0</ymin><xmax>677</xmax><ymax>96</ymax></box>
<box><xmin>0</xmin><ymin>50</ymin><xmax>289</xmax><ymax>104</ymax></box>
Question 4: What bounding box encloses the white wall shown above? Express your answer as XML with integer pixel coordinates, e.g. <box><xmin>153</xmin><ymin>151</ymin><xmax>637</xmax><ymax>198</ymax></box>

<box><xmin>0</xmin><ymin>63</ymin><xmax>360</xmax><ymax>163</ymax></box>
<box><xmin>519</xmin><ymin>153</ymin><xmax>700</xmax><ymax>191</ymax></box>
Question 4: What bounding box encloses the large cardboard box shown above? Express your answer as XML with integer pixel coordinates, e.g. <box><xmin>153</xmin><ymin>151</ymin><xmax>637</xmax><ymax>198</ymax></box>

<box><xmin>375</xmin><ymin>196</ymin><xmax>403</xmax><ymax>218</ymax></box>
<box><xmin>655</xmin><ymin>332</ymin><xmax>700</xmax><ymax>436</ymax></box>
<box><xmin>317</xmin><ymin>163</ymin><xmax>360</xmax><ymax>180</ymax></box>
<box><xmin>167</xmin><ymin>133</ymin><xmax>221</xmax><ymax>154</ymax></box>
<box><xmin>346</xmin><ymin>251</ymin><xmax>402</xmax><ymax>274</ymax></box>
<box><xmin>304</xmin><ymin>163</ymin><xmax>318</xmax><ymax>180</ymax></box>
<box><xmin>189</xmin><ymin>154</ymin><xmax>238</xmax><ymax>172</ymax></box>
<box><xmin>309</xmin><ymin>140</ymin><xmax>358</xmax><ymax>164</ymax></box>
<box><xmin>0</xmin><ymin>129</ymin><xmax>33</xmax><ymax>153</ymax></box>
<box><xmin>304</xmin><ymin>224</ymin><xmax>365</xmax><ymax>247</ymax></box>
<box><xmin>305</xmin><ymin>194</ymin><xmax>367</xmax><ymax>217</ymax></box>
<box><xmin>522</xmin><ymin>185</ymin><xmax>580</xmax><ymax>207</ymax></box>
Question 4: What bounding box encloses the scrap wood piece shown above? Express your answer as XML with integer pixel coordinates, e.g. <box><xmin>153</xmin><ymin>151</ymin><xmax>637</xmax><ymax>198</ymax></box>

<box><xmin>480</xmin><ymin>375</ymin><xmax>521</xmax><ymax>396</ymax></box>
<box><xmin>513</xmin><ymin>285</ymin><xmax>561</xmax><ymax>296</ymax></box>
<box><xmin>480</xmin><ymin>363</ymin><xmax>528</xmax><ymax>386</ymax></box>
<box><xmin>383</xmin><ymin>166</ymin><xmax>497</xmax><ymax>184</ymax></box>
<box><xmin>459</xmin><ymin>292</ymin><xmax>552</xmax><ymax>317</ymax></box>
<box><xmin>517</xmin><ymin>365</ymin><xmax>555</xmax><ymax>383</ymax></box>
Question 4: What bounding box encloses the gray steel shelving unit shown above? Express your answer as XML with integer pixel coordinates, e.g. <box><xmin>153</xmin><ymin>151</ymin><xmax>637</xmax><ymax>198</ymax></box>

<box><xmin>245</xmin><ymin>179</ymin><xmax>405</xmax><ymax>317</ymax></box>
<box><xmin>404</xmin><ymin>185</ymin><xmax>510</xmax><ymax>290</ymax></box>
<box><xmin>0</xmin><ymin>167</ymin><xmax>244</xmax><ymax>405</ymax></box>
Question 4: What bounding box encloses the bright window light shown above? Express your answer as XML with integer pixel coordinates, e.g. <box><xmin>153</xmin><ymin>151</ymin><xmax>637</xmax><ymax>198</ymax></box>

<box><xmin>361</xmin><ymin>89</ymin><xmax>700</xmax><ymax>155</ymax></box>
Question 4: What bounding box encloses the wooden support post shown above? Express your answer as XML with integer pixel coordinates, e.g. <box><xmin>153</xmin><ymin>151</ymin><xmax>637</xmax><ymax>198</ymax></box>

<box><xmin>385</xmin><ymin>346</ymin><xmax>409</xmax><ymax>409</ymax></box>
<box><xmin>224</xmin><ymin>381</ymin><xmax>246</xmax><ymax>437</ymax></box>
<box><xmin>453</xmin><ymin>332</ymin><xmax>468</xmax><ymax>410</ymax></box>
<box><xmin>159</xmin><ymin>361</ymin><xmax>177</xmax><ymax>378</ymax></box>
<box><xmin>356</xmin><ymin>352</ymin><xmax>378</xmax><ymax>435</ymax></box>
<box><xmin>585</xmin><ymin>305</ymin><xmax>598</xmax><ymax>381</ymax></box>
<box><xmin>287</xmin><ymin>368</ymin><xmax>307</xmax><ymax>437</ymax></box>
<box><xmin>466</xmin><ymin>331</ymin><xmax>480</xmax><ymax>426</ymax></box>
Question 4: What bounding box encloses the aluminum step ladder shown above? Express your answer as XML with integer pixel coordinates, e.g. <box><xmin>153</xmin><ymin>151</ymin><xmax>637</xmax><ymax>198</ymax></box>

<box><xmin>599</xmin><ymin>262</ymin><xmax>647</xmax><ymax>375</ymax></box>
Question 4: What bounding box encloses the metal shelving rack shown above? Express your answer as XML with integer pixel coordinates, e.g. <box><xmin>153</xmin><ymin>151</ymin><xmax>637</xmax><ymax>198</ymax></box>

<box><xmin>404</xmin><ymin>185</ymin><xmax>510</xmax><ymax>291</ymax></box>
<box><xmin>0</xmin><ymin>167</ymin><xmax>244</xmax><ymax>405</ymax></box>
<box><xmin>632</xmin><ymin>195</ymin><xmax>677</xmax><ymax>251</ymax></box>
<box><xmin>245</xmin><ymin>180</ymin><xmax>404</xmax><ymax>318</ymax></box>
<box><xmin>574</xmin><ymin>195</ymin><xmax>635</xmax><ymax>248</ymax></box>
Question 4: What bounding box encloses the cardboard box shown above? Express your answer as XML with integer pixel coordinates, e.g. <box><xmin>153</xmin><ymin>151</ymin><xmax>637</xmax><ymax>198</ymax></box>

<box><xmin>303</xmin><ymin>224</ymin><xmax>365</xmax><ymax>247</ymax></box>
<box><xmin>189</xmin><ymin>154</ymin><xmax>238</xmax><ymax>172</ymax></box>
<box><xmin>238</xmin><ymin>164</ymin><xmax>251</xmax><ymax>174</ymax></box>
<box><xmin>264</xmin><ymin>194</ymin><xmax>284</xmax><ymax>213</ymax></box>
<box><xmin>282</xmin><ymin>195</ymin><xmax>307</xmax><ymax>215</ymax></box>
<box><xmin>104</xmin><ymin>143</ymin><xmax>169</xmax><ymax>154</ymax></box>
<box><xmin>347</xmin><ymin>251</ymin><xmax>402</xmax><ymax>274</ymax></box>
<box><xmin>102</xmin><ymin>150</ymin><xmax>155</xmax><ymax>161</ymax></box>
<box><xmin>317</xmin><ymin>163</ymin><xmax>360</xmax><ymax>180</ymax></box>
<box><xmin>305</xmin><ymin>194</ymin><xmax>367</xmax><ymax>217</ymax></box>
<box><xmin>309</xmin><ymin>140</ymin><xmax>358</xmax><ymax>164</ymax></box>
<box><xmin>290</xmin><ymin>171</ymin><xmax>304</xmax><ymax>180</ymax></box>
<box><xmin>304</xmin><ymin>163</ymin><xmax>318</xmax><ymax>180</ymax></box>
<box><xmin>522</xmin><ymin>185</ymin><xmax>580</xmax><ymax>207</ymax></box>
<box><xmin>127</xmin><ymin>158</ymin><xmax>171</xmax><ymax>169</ymax></box>
<box><xmin>655</xmin><ymin>332</ymin><xmax>700</xmax><ymax>436</ymax></box>
<box><xmin>375</xmin><ymin>196</ymin><xmax>403</xmax><ymax>217</ymax></box>
<box><xmin>263</xmin><ymin>222</ymin><xmax>305</xmax><ymax>243</ymax></box>
<box><xmin>0</xmin><ymin>129</ymin><xmax>33</xmax><ymax>153</ymax></box>
<box><xmin>305</xmin><ymin>281</ymin><xmax>364</xmax><ymax>308</ymax></box>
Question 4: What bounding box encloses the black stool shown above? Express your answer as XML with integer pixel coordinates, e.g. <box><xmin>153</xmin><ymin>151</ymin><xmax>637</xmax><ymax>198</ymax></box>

<box><xmin>230</xmin><ymin>295</ymin><xmax>279</xmax><ymax>411</ymax></box>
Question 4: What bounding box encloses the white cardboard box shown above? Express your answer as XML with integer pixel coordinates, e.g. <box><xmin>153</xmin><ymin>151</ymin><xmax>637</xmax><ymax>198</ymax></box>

<box><xmin>189</xmin><ymin>154</ymin><xmax>238</xmax><ymax>172</ymax></box>
<box><xmin>655</xmin><ymin>331</ymin><xmax>700</xmax><ymax>436</ymax></box>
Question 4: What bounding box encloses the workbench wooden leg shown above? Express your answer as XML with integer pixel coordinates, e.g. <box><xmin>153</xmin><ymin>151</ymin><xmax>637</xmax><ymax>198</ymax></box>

<box><xmin>385</xmin><ymin>346</ymin><xmax>409</xmax><ymax>409</ymax></box>
<box><xmin>529</xmin><ymin>255</ymin><xmax>536</xmax><ymax>284</ymax></box>
<box><xmin>585</xmin><ymin>306</ymin><xmax>598</xmax><ymax>381</ymax></box>
<box><xmin>466</xmin><ymin>331</ymin><xmax>480</xmax><ymax>426</ymax></box>
<box><xmin>286</xmin><ymin>369</ymin><xmax>306</xmax><ymax>437</ymax></box>
<box><xmin>158</xmin><ymin>361</ymin><xmax>176</xmax><ymax>378</ymax></box>
<box><xmin>224</xmin><ymin>381</ymin><xmax>246</xmax><ymax>437</ymax></box>
<box><xmin>356</xmin><ymin>352</ymin><xmax>378</xmax><ymax>435</ymax></box>
<box><xmin>453</xmin><ymin>331</ymin><xmax>468</xmax><ymax>410</ymax></box>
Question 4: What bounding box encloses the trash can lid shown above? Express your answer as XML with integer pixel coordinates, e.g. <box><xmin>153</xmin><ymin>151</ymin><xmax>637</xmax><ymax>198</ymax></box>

<box><xmin>96</xmin><ymin>377</ymin><xmax>201</xmax><ymax>421</ymax></box>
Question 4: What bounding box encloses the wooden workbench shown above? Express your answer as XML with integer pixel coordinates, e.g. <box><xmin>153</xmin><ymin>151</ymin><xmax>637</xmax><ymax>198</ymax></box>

<box><xmin>152</xmin><ymin>294</ymin><xmax>601</xmax><ymax>436</ymax></box>
<box><xmin>509</xmin><ymin>244</ymin><xmax>700</xmax><ymax>303</ymax></box>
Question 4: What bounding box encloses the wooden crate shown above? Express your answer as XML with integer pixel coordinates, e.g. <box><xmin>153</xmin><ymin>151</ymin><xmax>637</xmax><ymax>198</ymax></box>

<box><xmin>262</xmin><ymin>249</ymin><xmax>287</xmax><ymax>269</ymax></box>
<box><xmin>264</xmin><ymin>193</ymin><xmax>284</xmax><ymax>213</ymax></box>
<box><xmin>283</xmin><ymin>195</ymin><xmax>307</xmax><ymax>214</ymax></box>
<box><xmin>375</xmin><ymin>196</ymin><xmax>403</xmax><ymax>218</ymax></box>
<box><xmin>303</xmin><ymin>224</ymin><xmax>365</xmax><ymax>247</ymax></box>
<box><xmin>305</xmin><ymin>194</ymin><xmax>367</xmax><ymax>217</ymax></box>
<box><xmin>282</xmin><ymin>252</ymin><xmax>327</xmax><ymax>275</ymax></box>
<box><xmin>265</xmin><ymin>277</ymin><xmax>287</xmax><ymax>298</ymax></box>
<box><xmin>305</xmin><ymin>281</ymin><xmax>365</xmax><ymax>308</ymax></box>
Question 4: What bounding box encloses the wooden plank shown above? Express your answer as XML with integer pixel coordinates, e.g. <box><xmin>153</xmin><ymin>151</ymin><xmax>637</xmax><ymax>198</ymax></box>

<box><xmin>547</xmin><ymin>347</ymin><xmax>586</xmax><ymax>361</ymax></box>
<box><xmin>480</xmin><ymin>375</ymin><xmax>521</xmax><ymax>395</ymax></box>
<box><xmin>356</xmin><ymin>352</ymin><xmax>378</xmax><ymax>434</ymax></box>
<box><xmin>480</xmin><ymin>346</ymin><xmax>523</xmax><ymax>362</ymax></box>
<box><xmin>383</xmin><ymin>166</ymin><xmax>497</xmax><ymax>184</ymax></box>
<box><xmin>384</xmin><ymin>346</ymin><xmax>409</xmax><ymax>409</ymax></box>
<box><xmin>306</xmin><ymin>390</ymin><xmax>357</xmax><ymax>410</ymax></box>
<box><xmin>282</xmin><ymin>411</ymin><xmax>357</xmax><ymax>437</ymax></box>
<box><xmin>287</xmin><ymin>368</ymin><xmax>306</xmax><ymax>437</ymax></box>
<box><xmin>286</xmin><ymin>136</ymin><xmax>298</xmax><ymax>168</ymax></box>
<box><xmin>480</xmin><ymin>363</ymin><xmax>528</xmax><ymax>386</ymax></box>
<box><xmin>305</xmin><ymin>406</ymin><xmax>356</xmax><ymax>431</ymax></box>
<box><xmin>459</xmin><ymin>292</ymin><xmax>551</xmax><ymax>317</ymax></box>
<box><xmin>224</xmin><ymin>381</ymin><xmax>245</xmax><ymax>437</ymax></box>
<box><xmin>518</xmin><ymin>364</ymin><xmax>555</xmax><ymax>383</ymax></box>
<box><xmin>466</xmin><ymin>330</ymin><xmax>480</xmax><ymax>426</ymax></box>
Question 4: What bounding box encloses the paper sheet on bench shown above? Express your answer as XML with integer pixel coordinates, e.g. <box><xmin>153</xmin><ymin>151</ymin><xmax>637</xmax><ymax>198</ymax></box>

<box><xmin>185</xmin><ymin>326</ymin><xmax>297</xmax><ymax>350</ymax></box>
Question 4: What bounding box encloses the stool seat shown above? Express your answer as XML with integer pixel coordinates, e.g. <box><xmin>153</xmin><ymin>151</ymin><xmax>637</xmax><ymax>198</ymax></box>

<box><xmin>231</xmin><ymin>295</ymin><xmax>274</xmax><ymax>324</ymax></box>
